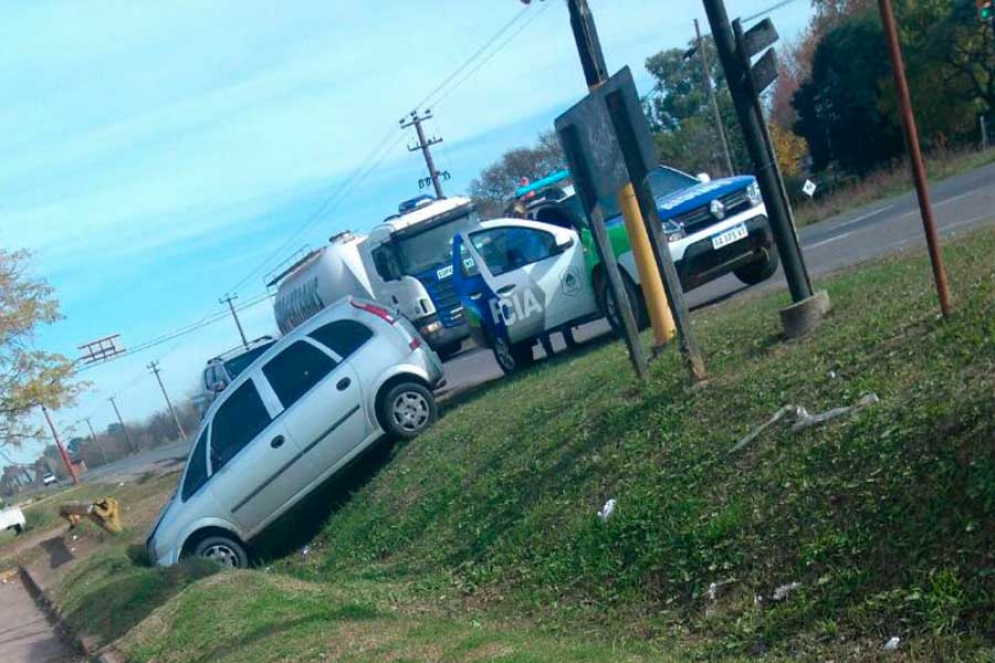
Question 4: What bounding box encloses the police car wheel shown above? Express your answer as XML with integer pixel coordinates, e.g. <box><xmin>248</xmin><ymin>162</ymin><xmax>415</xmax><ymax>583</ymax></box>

<box><xmin>493</xmin><ymin>337</ymin><xmax>534</xmax><ymax>375</ymax></box>
<box><xmin>598</xmin><ymin>272</ymin><xmax>648</xmax><ymax>333</ymax></box>
<box><xmin>734</xmin><ymin>250</ymin><xmax>779</xmax><ymax>285</ymax></box>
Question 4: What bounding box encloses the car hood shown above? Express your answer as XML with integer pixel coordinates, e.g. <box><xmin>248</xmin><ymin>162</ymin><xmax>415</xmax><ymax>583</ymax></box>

<box><xmin>654</xmin><ymin>175</ymin><xmax>755</xmax><ymax>217</ymax></box>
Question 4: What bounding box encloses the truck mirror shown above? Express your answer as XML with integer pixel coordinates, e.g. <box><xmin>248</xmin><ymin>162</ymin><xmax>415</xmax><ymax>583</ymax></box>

<box><xmin>696</xmin><ymin>172</ymin><xmax>711</xmax><ymax>183</ymax></box>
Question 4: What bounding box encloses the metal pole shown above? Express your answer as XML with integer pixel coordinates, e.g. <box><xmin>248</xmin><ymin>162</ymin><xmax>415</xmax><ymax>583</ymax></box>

<box><xmin>108</xmin><ymin>397</ymin><xmax>137</xmax><ymax>455</ymax></box>
<box><xmin>41</xmin><ymin>406</ymin><xmax>78</xmax><ymax>485</ymax></box>
<box><xmin>695</xmin><ymin>18</ymin><xmax>735</xmax><ymax>177</ymax></box>
<box><xmin>567</xmin><ymin>0</ymin><xmax>677</xmax><ymax>351</ymax></box>
<box><xmin>148</xmin><ymin>362</ymin><xmax>187</xmax><ymax>440</ymax></box>
<box><xmin>877</xmin><ymin>0</ymin><xmax>951</xmax><ymax>317</ymax></box>
<box><xmin>981</xmin><ymin>114</ymin><xmax>989</xmax><ymax>151</ymax></box>
<box><xmin>702</xmin><ymin>0</ymin><xmax>814</xmax><ymax>303</ymax></box>
<box><xmin>220</xmin><ymin>294</ymin><xmax>249</xmax><ymax>349</ymax></box>
<box><xmin>84</xmin><ymin>418</ymin><xmax>109</xmax><ymax>465</ymax></box>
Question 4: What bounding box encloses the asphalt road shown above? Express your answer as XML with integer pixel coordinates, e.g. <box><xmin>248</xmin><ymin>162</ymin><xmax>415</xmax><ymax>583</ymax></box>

<box><xmin>440</xmin><ymin>161</ymin><xmax>995</xmax><ymax>395</ymax></box>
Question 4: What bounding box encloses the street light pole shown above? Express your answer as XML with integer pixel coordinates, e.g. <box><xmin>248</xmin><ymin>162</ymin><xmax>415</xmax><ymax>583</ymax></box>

<box><xmin>694</xmin><ymin>18</ymin><xmax>735</xmax><ymax>177</ymax></box>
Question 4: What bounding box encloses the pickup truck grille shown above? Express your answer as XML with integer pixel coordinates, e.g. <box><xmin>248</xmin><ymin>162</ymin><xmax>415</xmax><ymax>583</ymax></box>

<box><xmin>672</xmin><ymin>188</ymin><xmax>753</xmax><ymax>236</ymax></box>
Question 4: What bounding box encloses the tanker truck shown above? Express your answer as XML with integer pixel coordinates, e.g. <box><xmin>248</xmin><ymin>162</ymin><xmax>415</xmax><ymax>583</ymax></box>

<box><xmin>269</xmin><ymin>196</ymin><xmax>481</xmax><ymax>359</ymax></box>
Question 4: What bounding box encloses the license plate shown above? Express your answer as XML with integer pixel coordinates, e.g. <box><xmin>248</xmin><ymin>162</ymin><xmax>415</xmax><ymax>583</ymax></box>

<box><xmin>711</xmin><ymin>223</ymin><xmax>748</xmax><ymax>250</ymax></box>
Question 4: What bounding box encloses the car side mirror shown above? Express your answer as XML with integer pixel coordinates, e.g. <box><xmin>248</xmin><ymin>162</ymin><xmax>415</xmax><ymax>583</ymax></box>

<box><xmin>696</xmin><ymin>172</ymin><xmax>711</xmax><ymax>183</ymax></box>
<box><xmin>555</xmin><ymin>235</ymin><xmax>575</xmax><ymax>253</ymax></box>
<box><xmin>211</xmin><ymin>381</ymin><xmax>226</xmax><ymax>393</ymax></box>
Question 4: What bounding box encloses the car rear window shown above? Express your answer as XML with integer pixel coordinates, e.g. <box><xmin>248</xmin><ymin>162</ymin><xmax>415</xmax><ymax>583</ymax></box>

<box><xmin>210</xmin><ymin>380</ymin><xmax>271</xmax><ymax>472</ymax></box>
<box><xmin>309</xmin><ymin>320</ymin><xmax>373</xmax><ymax>358</ymax></box>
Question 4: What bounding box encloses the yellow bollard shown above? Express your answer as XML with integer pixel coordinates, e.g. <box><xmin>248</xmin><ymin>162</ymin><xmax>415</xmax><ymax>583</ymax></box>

<box><xmin>615</xmin><ymin>183</ymin><xmax>676</xmax><ymax>347</ymax></box>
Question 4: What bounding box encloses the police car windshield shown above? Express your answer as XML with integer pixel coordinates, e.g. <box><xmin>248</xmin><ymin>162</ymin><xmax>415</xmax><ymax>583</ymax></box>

<box><xmin>647</xmin><ymin>167</ymin><xmax>698</xmax><ymax>198</ymax></box>
<box><xmin>396</xmin><ymin>211</ymin><xmax>481</xmax><ymax>275</ymax></box>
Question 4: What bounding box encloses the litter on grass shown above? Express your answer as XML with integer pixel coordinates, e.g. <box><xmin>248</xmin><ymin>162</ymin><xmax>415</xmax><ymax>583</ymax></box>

<box><xmin>729</xmin><ymin>393</ymin><xmax>880</xmax><ymax>454</ymax></box>
<box><xmin>772</xmin><ymin>581</ymin><xmax>801</xmax><ymax>601</ymax></box>
<box><xmin>883</xmin><ymin>636</ymin><xmax>901</xmax><ymax>651</ymax></box>
<box><xmin>597</xmin><ymin>498</ymin><xmax>616</xmax><ymax>522</ymax></box>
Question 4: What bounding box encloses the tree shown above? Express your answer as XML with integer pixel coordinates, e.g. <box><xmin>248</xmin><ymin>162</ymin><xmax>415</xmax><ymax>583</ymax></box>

<box><xmin>1</xmin><ymin>250</ymin><xmax>79</xmax><ymax>446</ymax></box>
<box><xmin>793</xmin><ymin>16</ymin><xmax>906</xmax><ymax>174</ymax></box>
<box><xmin>644</xmin><ymin>39</ymin><xmax>750</xmax><ymax>176</ymax></box>
<box><xmin>468</xmin><ymin>131</ymin><xmax>565</xmax><ymax>218</ymax></box>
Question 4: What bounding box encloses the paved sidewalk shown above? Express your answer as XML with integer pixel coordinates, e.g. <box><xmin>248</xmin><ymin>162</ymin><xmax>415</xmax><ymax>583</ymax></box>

<box><xmin>0</xmin><ymin>571</ymin><xmax>80</xmax><ymax>663</ymax></box>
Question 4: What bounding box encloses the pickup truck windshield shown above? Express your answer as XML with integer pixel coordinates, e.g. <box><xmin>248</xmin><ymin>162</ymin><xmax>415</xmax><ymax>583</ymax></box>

<box><xmin>647</xmin><ymin>167</ymin><xmax>698</xmax><ymax>199</ymax></box>
<box><xmin>396</xmin><ymin>211</ymin><xmax>482</xmax><ymax>275</ymax></box>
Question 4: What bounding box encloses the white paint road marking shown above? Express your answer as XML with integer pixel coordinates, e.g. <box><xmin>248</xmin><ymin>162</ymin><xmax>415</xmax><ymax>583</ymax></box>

<box><xmin>806</xmin><ymin>230</ymin><xmax>855</xmax><ymax>250</ymax></box>
<box><xmin>840</xmin><ymin>204</ymin><xmax>896</xmax><ymax>227</ymax></box>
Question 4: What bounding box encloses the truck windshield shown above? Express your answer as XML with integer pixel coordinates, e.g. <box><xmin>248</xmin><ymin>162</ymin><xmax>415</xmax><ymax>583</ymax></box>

<box><xmin>395</xmin><ymin>210</ymin><xmax>482</xmax><ymax>275</ymax></box>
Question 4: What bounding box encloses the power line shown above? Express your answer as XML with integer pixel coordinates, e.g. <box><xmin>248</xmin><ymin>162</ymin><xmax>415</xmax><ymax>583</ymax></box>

<box><xmin>743</xmin><ymin>0</ymin><xmax>803</xmax><ymax>23</ymax></box>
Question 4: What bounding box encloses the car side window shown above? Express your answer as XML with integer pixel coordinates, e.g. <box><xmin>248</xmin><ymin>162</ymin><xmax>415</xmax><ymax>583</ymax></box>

<box><xmin>262</xmin><ymin>341</ymin><xmax>338</xmax><ymax>409</ymax></box>
<box><xmin>182</xmin><ymin>429</ymin><xmax>209</xmax><ymax>502</ymax></box>
<box><xmin>458</xmin><ymin>240</ymin><xmax>479</xmax><ymax>277</ymax></box>
<box><xmin>210</xmin><ymin>380</ymin><xmax>272</xmax><ymax>472</ymax></box>
<box><xmin>470</xmin><ymin>227</ymin><xmax>558</xmax><ymax>277</ymax></box>
<box><xmin>309</xmin><ymin>320</ymin><xmax>372</xmax><ymax>358</ymax></box>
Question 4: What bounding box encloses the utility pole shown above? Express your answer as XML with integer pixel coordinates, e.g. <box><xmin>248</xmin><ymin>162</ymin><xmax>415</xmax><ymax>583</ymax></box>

<box><xmin>694</xmin><ymin>18</ymin><xmax>735</xmax><ymax>177</ymax></box>
<box><xmin>108</xmin><ymin>396</ymin><xmax>137</xmax><ymax>455</ymax></box>
<box><xmin>148</xmin><ymin>361</ymin><xmax>187</xmax><ymax>441</ymax></box>
<box><xmin>876</xmin><ymin>0</ymin><xmax>951</xmax><ymax>317</ymax></box>
<box><xmin>219</xmin><ymin>294</ymin><xmax>249</xmax><ymax>349</ymax></box>
<box><xmin>566</xmin><ymin>0</ymin><xmax>677</xmax><ymax>352</ymax></box>
<box><xmin>702</xmin><ymin>0</ymin><xmax>830</xmax><ymax>338</ymax></box>
<box><xmin>41</xmin><ymin>405</ymin><xmax>78</xmax><ymax>485</ymax></box>
<box><xmin>401</xmin><ymin>110</ymin><xmax>448</xmax><ymax>198</ymax></box>
<box><xmin>83</xmin><ymin>418</ymin><xmax>108</xmax><ymax>465</ymax></box>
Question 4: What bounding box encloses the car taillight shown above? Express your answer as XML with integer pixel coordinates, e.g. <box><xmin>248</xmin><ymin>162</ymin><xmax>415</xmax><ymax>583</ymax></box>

<box><xmin>351</xmin><ymin>300</ymin><xmax>396</xmax><ymax>324</ymax></box>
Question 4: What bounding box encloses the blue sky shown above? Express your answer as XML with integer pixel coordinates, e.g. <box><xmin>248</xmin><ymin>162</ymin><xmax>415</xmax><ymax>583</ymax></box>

<box><xmin>1</xmin><ymin>0</ymin><xmax>812</xmax><ymax>464</ymax></box>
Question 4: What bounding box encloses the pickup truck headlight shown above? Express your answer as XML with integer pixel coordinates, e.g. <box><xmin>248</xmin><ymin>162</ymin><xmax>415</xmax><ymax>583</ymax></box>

<box><xmin>663</xmin><ymin>221</ymin><xmax>686</xmax><ymax>243</ymax></box>
<box><xmin>747</xmin><ymin>181</ymin><xmax>763</xmax><ymax>207</ymax></box>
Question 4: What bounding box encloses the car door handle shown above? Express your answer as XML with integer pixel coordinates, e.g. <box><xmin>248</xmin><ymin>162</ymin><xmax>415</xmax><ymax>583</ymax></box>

<box><xmin>270</xmin><ymin>435</ymin><xmax>285</xmax><ymax>449</ymax></box>
<box><xmin>496</xmin><ymin>285</ymin><xmax>515</xmax><ymax>296</ymax></box>
<box><xmin>336</xmin><ymin>377</ymin><xmax>351</xmax><ymax>391</ymax></box>
<box><xmin>468</xmin><ymin>292</ymin><xmax>483</xmax><ymax>301</ymax></box>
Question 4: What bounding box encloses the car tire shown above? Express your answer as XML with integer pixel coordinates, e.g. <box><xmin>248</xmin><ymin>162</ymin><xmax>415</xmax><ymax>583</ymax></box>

<box><xmin>379</xmin><ymin>382</ymin><xmax>437</xmax><ymax>440</ymax></box>
<box><xmin>492</xmin><ymin>336</ymin><xmax>535</xmax><ymax>375</ymax></box>
<box><xmin>193</xmin><ymin>535</ymin><xmax>248</xmax><ymax>569</ymax></box>
<box><xmin>734</xmin><ymin>250</ymin><xmax>780</xmax><ymax>285</ymax></box>
<box><xmin>597</xmin><ymin>270</ymin><xmax>648</xmax><ymax>334</ymax></box>
<box><xmin>11</xmin><ymin>524</ymin><xmax>23</xmax><ymax>535</ymax></box>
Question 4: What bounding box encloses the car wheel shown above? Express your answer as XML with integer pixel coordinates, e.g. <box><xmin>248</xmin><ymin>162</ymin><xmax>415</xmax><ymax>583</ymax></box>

<box><xmin>379</xmin><ymin>382</ymin><xmax>437</xmax><ymax>440</ymax></box>
<box><xmin>193</xmin><ymin>535</ymin><xmax>248</xmax><ymax>569</ymax></box>
<box><xmin>734</xmin><ymin>250</ymin><xmax>780</xmax><ymax>285</ymax></box>
<box><xmin>597</xmin><ymin>270</ymin><xmax>648</xmax><ymax>334</ymax></box>
<box><xmin>492</xmin><ymin>336</ymin><xmax>535</xmax><ymax>375</ymax></box>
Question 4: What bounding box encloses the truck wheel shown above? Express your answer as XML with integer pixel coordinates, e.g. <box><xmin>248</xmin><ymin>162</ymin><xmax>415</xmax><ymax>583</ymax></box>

<box><xmin>378</xmin><ymin>382</ymin><xmax>437</xmax><ymax>440</ymax></box>
<box><xmin>492</xmin><ymin>336</ymin><xmax>535</xmax><ymax>375</ymax></box>
<box><xmin>193</xmin><ymin>535</ymin><xmax>248</xmax><ymax>569</ymax></box>
<box><xmin>734</xmin><ymin>250</ymin><xmax>780</xmax><ymax>285</ymax></box>
<box><xmin>597</xmin><ymin>271</ymin><xmax>648</xmax><ymax>334</ymax></box>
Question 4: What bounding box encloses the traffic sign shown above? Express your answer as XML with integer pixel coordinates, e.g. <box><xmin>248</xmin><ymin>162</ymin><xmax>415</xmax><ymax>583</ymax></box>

<box><xmin>802</xmin><ymin>179</ymin><xmax>817</xmax><ymax>198</ymax></box>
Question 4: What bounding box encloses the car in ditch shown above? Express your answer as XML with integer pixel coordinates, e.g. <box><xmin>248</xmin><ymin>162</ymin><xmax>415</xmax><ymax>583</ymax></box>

<box><xmin>146</xmin><ymin>297</ymin><xmax>443</xmax><ymax>568</ymax></box>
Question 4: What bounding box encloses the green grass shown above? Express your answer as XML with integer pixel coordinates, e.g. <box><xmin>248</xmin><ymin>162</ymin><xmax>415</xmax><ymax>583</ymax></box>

<box><xmin>53</xmin><ymin>227</ymin><xmax>995</xmax><ymax>661</ymax></box>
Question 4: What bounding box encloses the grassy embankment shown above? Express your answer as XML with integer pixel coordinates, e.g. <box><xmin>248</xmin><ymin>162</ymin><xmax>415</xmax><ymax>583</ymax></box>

<box><xmin>794</xmin><ymin>146</ymin><xmax>995</xmax><ymax>227</ymax></box>
<box><xmin>55</xmin><ymin>227</ymin><xmax>995</xmax><ymax>661</ymax></box>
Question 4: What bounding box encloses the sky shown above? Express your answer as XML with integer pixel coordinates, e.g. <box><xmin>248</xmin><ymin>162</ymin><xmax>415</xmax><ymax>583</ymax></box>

<box><xmin>1</xmin><ymin>0</ymin><xmax>813</xmax><ymax>465</ymax></box>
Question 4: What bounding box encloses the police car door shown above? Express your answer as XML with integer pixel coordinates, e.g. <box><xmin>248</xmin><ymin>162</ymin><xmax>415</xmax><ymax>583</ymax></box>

<box><xmin>460</xmin><ymin>221</ymin><xmax>586</xmax><ymax>345</ymax></box>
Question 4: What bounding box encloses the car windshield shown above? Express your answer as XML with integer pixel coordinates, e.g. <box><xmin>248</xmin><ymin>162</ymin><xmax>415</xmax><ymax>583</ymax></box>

<box><xmin>395</xmin><ymin>210</ymin><xmax>482</xmax><ymax>275</ymax></box>
<box><xmin>647</xmin><ymin>167</ymin><xmax>698</xmax><ymax>198</ymax></box>
<box><xmin>224</xmin><ymin>341</ymin><xmax>275</xmax><ymax>379</ymax></box>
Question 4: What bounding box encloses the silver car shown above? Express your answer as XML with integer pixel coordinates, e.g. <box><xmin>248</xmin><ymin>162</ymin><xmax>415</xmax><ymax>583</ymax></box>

<box><xmin>146</xmin><ymin>297</ymin><xmax>444</xmax><ymax>568</ymax></box>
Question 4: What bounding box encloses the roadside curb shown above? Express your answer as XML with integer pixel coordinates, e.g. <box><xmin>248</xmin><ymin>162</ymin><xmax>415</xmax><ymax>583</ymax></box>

<box><xmin>18</xmin><ymin>564</ymin><xmax>127</xmax><ymax>663</ymax></box>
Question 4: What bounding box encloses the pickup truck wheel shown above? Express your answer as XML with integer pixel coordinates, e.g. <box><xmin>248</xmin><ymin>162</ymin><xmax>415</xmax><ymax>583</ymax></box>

<box><xmin>194</xmin><ymin>535</ymin><xmax>248</xmax><ymax>569</ymax></box>
<box><xmin>493</xmin><ymin>336</ymin><xmax>534</xmax><ymax>375</ymax></box>
<box><xmin>379</xmin><ymin>382</ymin><xmax>437</xmax><ymax>440</ymax></box>
<box><xmin>597</xmin><ymin>271</ymin><xmax>648</xmax><ymax>334</ymax></box>
<box><xmin>734</xmin><ymin>250</ymin><xmax>780</xmax><ymax>285</ymax></box>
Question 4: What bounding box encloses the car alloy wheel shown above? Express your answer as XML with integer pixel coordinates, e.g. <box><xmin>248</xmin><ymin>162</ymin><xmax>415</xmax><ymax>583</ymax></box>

<box><xmin>391</xmin><ymin>390</ymin><xmax>431</xmax><ymax>433</ymax></box>
<box><xmin>201</xmin><ymin>542</ymin><xmax>242</xmax><ymax>568</ymax></box>
<box><xmin>493</xmin><ymin>337</ymin><xmax>517</xmax><ymax>373</ymax></box>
